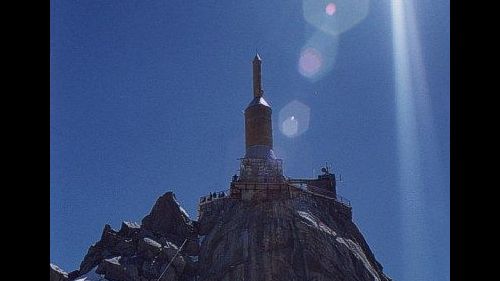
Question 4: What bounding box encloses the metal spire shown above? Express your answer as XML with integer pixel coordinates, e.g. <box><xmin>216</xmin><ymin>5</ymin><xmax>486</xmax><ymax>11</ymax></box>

<box><xmin>253</xmin><ymin>53</ymin><xmax>263</xmax><ymax>97</ymax></box>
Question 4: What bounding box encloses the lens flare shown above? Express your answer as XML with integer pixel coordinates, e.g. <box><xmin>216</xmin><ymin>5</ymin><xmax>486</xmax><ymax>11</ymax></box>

<box><xmin>299</xmin><ymin>48</ymin><xmax>323</xmax><ymax>78</ymax></box>
<box><xmin>325</xmin><ymin>3</ymin><xmax>336</xmax><ymax>16</ymax></box>
<box><xmin>282</xmin><ymin>116</ymin><xmax>299</xmax><ymax>137</ymax></box>
<box><xmin>298</xmin><ymin>30</ymin><xmax>339</xmax><ymax>82</ymax></box>
<box><xmin>391</xmin><ymin>0</ymin><xmax>443</xmax><ymax>280</ymax></box>
<box><xmin>303</xmin><ymin>0</ymin><xmax>370</xmax><ymax>36</ymax></box>
<box><xmin>279</xmin><ymin>100</ymin><xmax>311</xmax><ymax>138</ymax></box>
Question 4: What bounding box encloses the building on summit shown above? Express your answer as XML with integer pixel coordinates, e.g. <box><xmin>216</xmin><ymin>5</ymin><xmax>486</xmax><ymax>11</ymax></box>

<box><xmin>199</xmin><ymin>54</ymin><xmax>350</xmax><ymax>215</ymax></box>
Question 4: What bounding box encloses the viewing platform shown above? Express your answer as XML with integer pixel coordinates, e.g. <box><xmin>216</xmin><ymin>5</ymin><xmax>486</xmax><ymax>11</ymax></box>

<box><xmin>197</xmin><ymin>174</ymin><xmax>352</xmax><ymax>221</ymax></box>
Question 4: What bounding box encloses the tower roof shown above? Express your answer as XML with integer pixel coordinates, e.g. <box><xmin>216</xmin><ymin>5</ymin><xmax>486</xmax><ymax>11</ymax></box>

<box><xmin>253</xmin><ymin>53</ymin><xmax>262</xmax><ymax>62</ymax></box>
<box><xmin>246</xmin><ymin>96</ymin><xmax>270</xmax><ymax>108</ymax></box>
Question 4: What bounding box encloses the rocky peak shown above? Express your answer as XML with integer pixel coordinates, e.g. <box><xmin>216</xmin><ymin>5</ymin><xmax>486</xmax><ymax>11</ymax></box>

<box><xmin>50</xmin><ymin>263</ymin><xmax>68</xmax><ymax>281</ymax></box>
<box><xmin>51</xmin><ymin>190</ymin><xmax>391</xmax><ymax>281</ymax></box>
<box><xmin>141</xmin><ymin>192</ymin><xmax>194</xmax><ymax>245</ymax></box>
<box><xmin>54</xmin><ymin>192</ymin><xmax>198</xmax><ymax>281</ymax></box>
<box><xmin>196</xmin><ymin>194</ymin><xmax>391</xmax><ymax>281</ymax></box>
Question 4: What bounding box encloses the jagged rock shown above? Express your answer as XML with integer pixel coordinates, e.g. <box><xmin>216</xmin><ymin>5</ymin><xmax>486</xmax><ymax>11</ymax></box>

<box><xmin>50</xmin><ymin>263</ymin><xmax>68</xmax><ymax>281</ymax></box>
<box><xmin>79</xmin><ymin>225</ymin><xmax>127</xmax><ymax>274</ymax></box>
<box><xmin>162</xmin><ymin>241</ymin><xmax>179</xmax><ymax>260</ymax></box>
<box><xmin>67</xmin><ymin>270</ymin><xmax>80</xmax><ymax>280</ymax></box>
<box><xmin>118</xmin><ymin>221</ymin><xmax>141</xmax><ymax>238</ymax></box>
<box><xmin>79</xmin><ymin>244</ymin><xmax>105</xmax><ymax>275</ymax></box>
<box><xmin>71</xmin><ymin>267</ymin><xmax>110</xmax><ymax>281</ymax></box>
<box><xmin>161</xmin><ymin>241</ymin><xmax>186</xmax><ymax>274</ymax></box>
<box><xmin>141</xmin><ymin>192</ymin><xmax>195</xmax><ymax>246</ymax></box>
<box><xmin>53</xmin><ymin>190</ymin><xmax>391</xmax><ymax>281</ymax></box>
<box><xmin>96</xmin><ymin>256</ymin><xmax>140</xmax><ymax>281</ymax></box>
<box><xmin>71</xmin><ymin>192</ymin><xmax>195</xmax><ymax>281</ymax></box>
<box><xmin>141</xmin><ymin>259</ymin><xmax>158</xmax><ymax>279</ymax></box>
<box><xmin>114</xmin><ymin>238</ymin><xmax>136</xmax><ymax>257</ymax></box>
<box><xmin>73</xmin><ymin>192</ymin><xmax>199</xmax><ymax>281</ymax></box>
<box><xmin>138</xmin><ymin>237</ymin><xmax>162</xmax><ymax>259</ymax></box>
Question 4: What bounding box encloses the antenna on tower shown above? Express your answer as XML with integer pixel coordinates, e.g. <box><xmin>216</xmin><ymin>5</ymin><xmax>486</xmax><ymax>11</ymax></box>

<box><xmin>323</xmin><ymin>161</ymin><xmax>331</xmax><ymax>174</ymax></box>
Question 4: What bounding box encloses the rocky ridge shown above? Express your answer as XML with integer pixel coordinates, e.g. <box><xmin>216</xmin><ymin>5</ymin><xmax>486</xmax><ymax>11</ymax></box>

<box><xmin>50</xmin><ymin>191</ymin><xmax>392</xmax><ymax>281</ymax></box>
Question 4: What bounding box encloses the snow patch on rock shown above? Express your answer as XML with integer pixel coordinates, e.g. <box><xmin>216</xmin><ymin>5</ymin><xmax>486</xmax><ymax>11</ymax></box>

<box><xmin>50</xmin><ymin>263</ymin><xmax>68</xmax><ymax>277</ymax></box>
<box><xmin>179</xmin><ymin>206</ymin><xmax>190</xmax><ymax>218</ymax></box>
<box><xmin>104</xmin><ymin>256</ymin><xmax>121</xmax><ymax>265</ymax></box>
<box><xmin>297</xmin><ymin>210</ymin><xmax>336</xmax><ymax>236</ymax></box>
<box><xmin>123</xmin><ymin>221</ymin><xmax>140</xmax><ymax>229</ymax></box>
<box><xmin>335</xmin><ymin>237</ymin><xmax>380</xmax><ymax>281</ymax></box>
<box><xmin>74</xmin><ymin>267</ymin><xmax>108</xmax><ymax>281</ymax></box>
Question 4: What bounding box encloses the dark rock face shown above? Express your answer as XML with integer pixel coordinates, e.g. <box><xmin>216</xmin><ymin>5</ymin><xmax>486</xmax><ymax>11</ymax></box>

<box><xmin>197</xmin><ymin>194</ymin><xmax>392</xmax><ymax>281</ymax></box>
<box><xmin>51</xmin><ymin>191</ymin><xmax>391</xmax><ymax>281</ymax></box>
<box><xmin>64</xmin><ymin>192</ymin><xmax>197</xmax><ymax>281</ymax></box>
<box><xmin>95</xmin><ymin>256</ymin><xmax>135</xmax><ymax>281</ymax></box>
<box><xmin>141</xmin><ymin>192</ymin><xmax>199</xmax><ymax>257</ymax></box>
<box><xmin>50</xmin><ymin>264</ymin><xmax>68</xmax><ymax>281</ymax></box>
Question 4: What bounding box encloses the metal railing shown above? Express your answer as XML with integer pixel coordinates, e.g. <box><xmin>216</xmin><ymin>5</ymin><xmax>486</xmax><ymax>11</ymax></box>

<box><xmin>199</xmin><ymin>189</ymin><xmax>230</xmax><ymax>205</ymax></box>
<box><xmin>336</xmin><ymin>194</ymin><xmax>351</xmax><ymax>207</ymax></box>
<box><xmin>288</xmin><ymin>182</ymin><xmax>351</xmax><ymax>208</ymax></box>
<box><xmin>198</xmin><ymin>183</ymin><xmax>351</xmax><ymax>208</ymax></box>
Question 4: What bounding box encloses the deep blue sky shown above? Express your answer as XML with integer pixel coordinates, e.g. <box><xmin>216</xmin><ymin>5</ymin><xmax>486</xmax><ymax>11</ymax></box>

<box><xmin>50</xmin><ymin>1</ymin><xmax>449</xmax><ymax>280</ymax></box>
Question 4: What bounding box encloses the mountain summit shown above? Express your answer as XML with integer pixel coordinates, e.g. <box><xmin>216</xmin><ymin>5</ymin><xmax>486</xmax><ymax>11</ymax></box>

<box><xmin>51</xmin><ymin>55</ymin><xmax>391</xmax><ymax>281</ymax></box>
<box><xmin>51</xmin><ymin>190</ymin><xmax>391</xmax><ymax>281</ymax></box>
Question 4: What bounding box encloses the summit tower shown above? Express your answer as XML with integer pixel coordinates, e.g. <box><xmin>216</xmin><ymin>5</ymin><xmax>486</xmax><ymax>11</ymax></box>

<box><xmin>198</xmin><ymin>54</ymin><xmax>339</xmax><ymax>202</ymax></box>
<box><xmin>239</xmin><ymin>54</ymin><xmax>284</xmax><ymax>184</ymax></box>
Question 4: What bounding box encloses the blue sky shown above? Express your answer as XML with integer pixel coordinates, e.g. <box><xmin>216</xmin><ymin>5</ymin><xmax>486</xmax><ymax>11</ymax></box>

<box><xmin>50</xmin><ymin>1</ymin><xmax>449</xmax><ymax>280</ymax></box>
